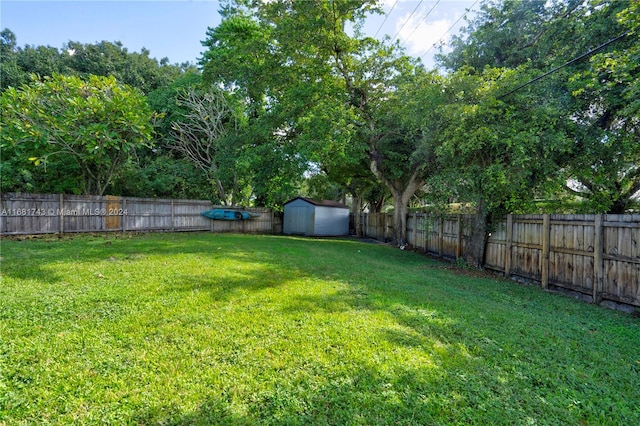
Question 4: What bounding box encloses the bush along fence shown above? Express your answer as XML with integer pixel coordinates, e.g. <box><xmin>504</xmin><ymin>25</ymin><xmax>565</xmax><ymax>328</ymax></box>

<box><xmin>0</xmin><ymin>192</ymin><xmax>282</xmax><ymax>236</ymax></box>
<box><xmin>355</xmin><ymin>212</ymin><xmax>640</xmax><ymax>309</ymax></box>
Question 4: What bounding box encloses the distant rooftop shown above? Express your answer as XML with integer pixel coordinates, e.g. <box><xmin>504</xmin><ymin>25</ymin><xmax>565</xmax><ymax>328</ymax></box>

<box><xmin>285</xmin><ymin>197</ymin><xmax>349</xmax><ymax>209</ymax></box>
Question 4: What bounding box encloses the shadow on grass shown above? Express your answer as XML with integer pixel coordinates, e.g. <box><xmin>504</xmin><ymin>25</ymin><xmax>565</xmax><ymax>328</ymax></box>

<box><xmin>0</xmin><ymin>233</ymin><xmax>280</xmax><ymax>284</ymax></box>
<box><xmin>3</xmin><ymin>233</ymin><xmax>639</xmax><ymax>424</ymax></box>
<box><xmin>132</xmin><ymin>399</ymin><xmax>249</xmax><ymax>426</ymax></box>
<box><xmin>268</xmin><ymin>272</ymin><xmax>640</xmax><ymax>424</ymax></box>
<box><xmin>133</xmin><ymin>365</ymin><xmax>460</xmax><ymax>425</ymax></box>
<box><xmin>165</xmin><ymin>268</ymin><xmax>291</xmax><ymax>302</ymax></box>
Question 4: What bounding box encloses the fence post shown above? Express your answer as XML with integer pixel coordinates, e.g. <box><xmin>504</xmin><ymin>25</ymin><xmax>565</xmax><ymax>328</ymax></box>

<box><xmin>504</xmin><ymin>214</ymin><xmax>513</xmax><ymax>278</ymax></box>
<box><xmin>438</xmin><ymin>217</ymin><xmax>444</xmax><ymax>257</ymax></box>
<box><xmin>364</xmin><ymin>213</ymin><xmax>368</xmax><ymax>237</ymax></box>
<box><xmin>456</xmin><ymin>214</ymin><xmax>463</xmax><ymax>259</ymax></box>
<box><xmin>541</xmin><ymin>214</ymin><xmax>550</xmax><ymax>289</ymax></box>
<box><xmin>271</xmin><ymin>210</ymin><xmax>275</xmax><ymax>234</ymax></box>
<box><xmin>122</xmin><ymin>198</ymin><xmax>127</xmax><ymax>232</ymax></box>
<box><xmin>242</xmin><ymin>211</ymin><xmax>246</xmax><ymax>234</ymax></box>
<box><xmin>210</xmin><ymin>204</ymin><xmax>215</xmax><ymax>232</ymax></box>
<box><xmin>593</xmin><ymin>214</ymin><xmax>604</xmax><ymax>304</ymax></box>
<box><xmin>413</xmin><ymin>214</ymin><xmax>417</xmax><ymax>247</ymax></box>
<box><xmin>385</xmin><ymin>213</ymin><xmax>390</xmax><ymax>241</ymax></box>
<box><xmin>424</xmin><ymin>214</ymin><xmax>428</xmax><ymax>252</ymax></box>
<box><xmin>58</xmin><ymin>194</ymin><xmax>64</xmax><ymax>235</ymax></box>
<box><xmin>170</xmin><ymin>200</ymin><xmax>175</xmax><ymax>231</ymax></box>
<box><xmin>425</xmin><ymin>214</ymin><xmax>430</xmax><ymax>253</ymax></box>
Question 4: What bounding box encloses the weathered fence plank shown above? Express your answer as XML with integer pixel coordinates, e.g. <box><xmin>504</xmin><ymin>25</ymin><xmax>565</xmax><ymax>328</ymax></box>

<box><xmin>601</xmin><ymin>214</ymin><xmax>640</xmax><ymax>305</ymax></box>
<box><xmin>356</xmin><ymin>211</ymin><xmax>639</xmax><ymax>308</ymax></box>
<box><xmin>1</xmin><ymin>193</ymin><xmax>280</xmax><ymax>236</ymax></box>
<box><xmin>4</xmin><ymin>194</ymin><xmax>639</xmax><ymax>308</ymax></box>
<box><xmin>594</xmin><ymin>215</ymin><xmax>604</xmax><ymax>303</ymax></box>
<box><xmin>542</xmin><ymin>214</ymin><xmax>550</xmax><ymax>289</ymax></box>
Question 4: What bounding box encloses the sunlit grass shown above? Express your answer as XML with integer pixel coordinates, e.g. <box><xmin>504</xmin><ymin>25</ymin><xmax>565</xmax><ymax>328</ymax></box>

<box><xmin>1</xmin><ymin>233</ymin><xmax>638</xmax><ymax>425</ymax></box>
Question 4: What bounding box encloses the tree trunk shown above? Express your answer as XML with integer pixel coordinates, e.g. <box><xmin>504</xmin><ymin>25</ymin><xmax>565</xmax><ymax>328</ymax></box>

<box><xmin>391</xmin><ymin>194</ymin><xmax>409</xmax><ymax>246</ymax></box>
<box><xmin>369</xmin><ymin>196</ymin><xmax>385</xmax><ymax>213</ymax></box>
<box><xmin>369</xmin><ymin>147</ymin><xmax>424</xmax><ymax>246</ymax></box>
<box><xmin>464</xmin><ymin>197</ymin><xmax>489</xmax><ymax>268</ymax></box>
<box><xmin>352</xmin><ymin>194</ymin><xmax>363</xmax><ymax>236</ymax></box>
<box><xmin>608</xmin><ymin>196</ymin><xmax>630</xmax><ymax>214</ymax></box>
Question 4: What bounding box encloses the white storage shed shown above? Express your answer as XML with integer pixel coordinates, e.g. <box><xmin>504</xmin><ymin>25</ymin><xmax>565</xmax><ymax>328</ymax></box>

<box><xmin>283</xmin><ymin>197</ymin><xmax>350</xmax><ymax>236</ymax></box>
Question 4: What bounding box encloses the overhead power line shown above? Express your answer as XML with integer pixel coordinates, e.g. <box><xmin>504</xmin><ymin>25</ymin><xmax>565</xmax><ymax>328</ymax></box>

<box><xmin>497</xmin><ymin>31</ymin><xmax>629</xmax><ymax>99</ymax></box>
<box><xmin>400</xmin><ymin>0</ymin><xmax>442</xmax><ymax>49</ymax></box>
<box><xmin>422</xmin><ymin>0</ymin><xmax>479</xmax><ymax>59</ymax></box>
<box><xmin>391</xmin><ymin>0</ymin><xmax>425</xmax><ymax>44</ymax></box>
<box><xmin>374</xmin><ymin>0</ymin><xmax>399</xmax><ymax>39</ymax></box>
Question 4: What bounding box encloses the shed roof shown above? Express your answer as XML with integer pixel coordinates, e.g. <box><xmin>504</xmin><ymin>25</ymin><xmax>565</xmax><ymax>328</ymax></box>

<box><xmin>284</xmin><ymin>196</ymin><xmax>349</xmax><ymax>209</ymax></box>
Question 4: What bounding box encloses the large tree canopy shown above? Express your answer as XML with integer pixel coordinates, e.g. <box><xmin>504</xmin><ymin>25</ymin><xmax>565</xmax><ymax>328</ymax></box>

<box><xmin>200</xmin><ymin>0</ymin><xmax>444</xmax><ymax>241</ymax></box>
<box><xmin>0</xmin><ymin>30</ymin><xmax>211</xmax><ymax>199</ymax></box>
<box><xmin>1</xmin><ymin>74</ymin><xmax>154</xmax><ymax>195</ymax></box>
<box><xmin>434</xmin><ymin>67</ymin><xmax>570</xmax><ymax>265</ymax></box>
<box><xmin>437</xmin><ymin>0</ymin><xmax>638</xmax><ymax>215</ymax></box>
<box><xmin>564</xmin><ymin>0</ymin><xmax>640</xmax><ymax>212</ymax></box>
<box><xmin>0</xmin><ymin>29</ymin><xmax>195</xmax><ymax>95</ymax></box>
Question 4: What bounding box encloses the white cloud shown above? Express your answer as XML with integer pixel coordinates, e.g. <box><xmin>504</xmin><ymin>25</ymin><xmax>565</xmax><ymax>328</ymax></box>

<box><xmin>366</xmin><ymin>1</ymin><xmax>478</xmax><ymax>67</ymax></box>
<box><xmin>395</xmin><ymin>13</ymin><xmax>453</xmax><ymax>57</ymax></box>
<box><xmin>391</xmin><ymin>1</ymin><xmax>476</xmax><ymax>67</ymax></box>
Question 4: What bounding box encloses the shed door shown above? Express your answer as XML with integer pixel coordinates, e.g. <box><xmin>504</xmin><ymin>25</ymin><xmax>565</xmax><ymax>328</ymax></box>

<box><xmin>288</xmin><ymin>206</ymin><xmax>311</xmax><ymax>235</ymax></box>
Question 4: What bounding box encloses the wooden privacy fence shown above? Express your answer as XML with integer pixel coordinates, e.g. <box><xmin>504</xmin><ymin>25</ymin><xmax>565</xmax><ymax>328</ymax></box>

<box><xmin>356</xmin><ymin>213</ymin><xmax>470</xmax><ymax>258</ymax></box>
<box><xmin>357</xmin><ymin>212</ymin><xmax>640</xmax><ymax>307</ymax></box>
<box><xmin>408</xmin><ymin>213</ymin><xmax>468</xmax><ymax>258</ymax></box>
<box><xmin>0</xmin><ymin>193</ymin><xmax>282</xmax><ymax>236</ymax></box>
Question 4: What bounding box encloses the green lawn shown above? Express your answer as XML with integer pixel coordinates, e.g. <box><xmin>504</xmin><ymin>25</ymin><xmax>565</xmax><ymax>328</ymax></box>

<box><xmin>0</xmin><ymin>233</ymin><xmax>638</xmax><ymax>425</ymax></box>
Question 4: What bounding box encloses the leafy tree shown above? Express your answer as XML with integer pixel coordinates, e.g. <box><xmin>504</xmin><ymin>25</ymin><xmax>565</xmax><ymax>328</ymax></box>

<box><xmin>564</xmin><ymin>1</ymin><xmax>640</xmax><ymax>213</ymax></box>
<box><xmin>0</xmin><ymin>144</ymin><xmax>36</xmax><ymax>193</ymax></box>
<box><xmin>437</xmin><ymin>0</ymin><xmax>636</xmax><ymax>215</ymax></box>
<box><xmin>0</xmin><ymin>31</ymin><xmax>194</xmax><ymax>94</ymax></box>
<box><xmin>363</xmin><ymin>66</ymin><xmax>445</xmax><ymax>244</ymax></box>
<box><xmin>0</xmin><ymin>74</ymin><xmax>153</xmax><ymax>195</ymax></box>
<box><xmin>430</xmin><ymin>0</ymin><xmax>637</xmax><ymax>267</ymax></box>
<box><xmin>109</xmin><ymin>156</ymin><xmax>218</xmax><ymax>200</ymax></box>
<box><xmin>146</xmin><ymin>71</ymin><xmax>203</xmax><ymax>145</ymax></box>
<box><xmin>0</xmin><ymin>31</ymin><xmax>211</xmax><ymax>200</ymax></box>
<box><xmin>437</xmin><ymin>0</ymin><xmax>587</xmax><ymax>71</ymax></box>
<box><xmin>201</xmin><ymin>12</ymin><xmax>275</xmax><ymax>117</ymax></box>
<box><xmin>200</xmin><ymin>8</ymin><xmax>307</xmax><ymax>208</ymax></box>
<box><xmin>62</xmin><ymin>40</ymin><xmax>186</xmax><ymax>94</ymax></box>
<box><xmin>16</xmin><ymin>44</ymin><xmax>67</xmax><ymax>79</ymax></box>
<box><xmin>435</xmin><ymin>67</ymin><xmax>569</xmax><ymax>266</ymax></box>
<box><xmin>0</xmin><ymin>28</ymin><xmax>27</xmax><ymax>90</ymax></box>
<box><xmin>201</xmin><ymin>0</ymin><xmax>442</xmax><ymax>241</ymax></box>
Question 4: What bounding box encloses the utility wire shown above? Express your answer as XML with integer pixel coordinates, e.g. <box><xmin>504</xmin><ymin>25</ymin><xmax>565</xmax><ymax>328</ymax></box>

<box><xmin>391</xmin><ymin>0</ymin><xmax>425</xmax><ymax>44</ymax></box>
<box><xmin>400</xmin><ymin>0</ymin><xmax>442</xmax><ymax>49</ymax></box>
<box><xmin>422</xmin><ymin>0</ymin><xmax>479</xmax><ymax>59</ymax></box>
<box><xmin>374</xmin><ymin>0</ymin><xmax>399</xmax><ymax>39</ymax></box>
<box><xmin>497</xmin><ymin>31</ymin><xmax>629</xmax><ymax>99</ymax></box>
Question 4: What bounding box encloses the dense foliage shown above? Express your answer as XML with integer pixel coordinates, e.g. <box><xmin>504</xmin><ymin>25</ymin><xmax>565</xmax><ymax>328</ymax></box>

<box><xmin>0</xmin><ymin>30</ymin><xmax>212</xmax><ymax>199</ymax></box>
<box><xmin>1</xmin><ymin>74</ymin><xmax>153</xmax><ymax>195</ymax></box>
<box><xmin>430</xmin><ymin>0</ymin><xmax>638</xmax><ymax>262</ymax></box>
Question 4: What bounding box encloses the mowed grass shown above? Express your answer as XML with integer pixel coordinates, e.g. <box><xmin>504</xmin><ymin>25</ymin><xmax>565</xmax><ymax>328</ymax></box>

<box><xmin>0</xmin><ymin>233</ymin><xmax>638</xmax><ymax>425</ymax></box>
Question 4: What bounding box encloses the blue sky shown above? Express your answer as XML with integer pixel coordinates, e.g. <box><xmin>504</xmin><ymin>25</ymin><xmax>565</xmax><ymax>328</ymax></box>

<box><xmin>1</xmin><ymin>0</ymin><xmax>477</xmax><ymax>69</ymax></box>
